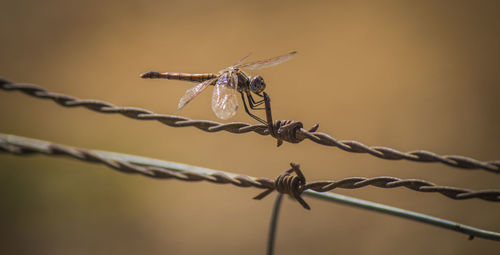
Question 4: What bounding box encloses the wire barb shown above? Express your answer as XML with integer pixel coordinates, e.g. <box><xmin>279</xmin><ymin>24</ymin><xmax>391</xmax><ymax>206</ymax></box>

<box><xmin>2</xmin><ymin>133</ymin><xmax>500</xmax><ymax>242</ymax></box>
<box><xmin>2</xmin><ymin>133</ymin><xmax>500</xmax><ymax>202</ymax></box>
<box><xmin>1</xmin><ymin>78</ymin><xmax>499</xmax><ymax>173</ymax></box>
<box><xmin>253</xmin><ymin>163</ymin><xmax>308</xmax><ymax>210</ymax></box>
<box><xmin>263</xmin><ymin>92</ymin><xmax>319</xmax><ymax>147</ymax></box>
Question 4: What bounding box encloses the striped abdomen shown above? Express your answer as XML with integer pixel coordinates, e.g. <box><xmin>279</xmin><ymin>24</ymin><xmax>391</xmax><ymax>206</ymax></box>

<box><xmin>140</xmin><ymin>72</ymin><xmax>217</xmax><ymax>83</ymax></box>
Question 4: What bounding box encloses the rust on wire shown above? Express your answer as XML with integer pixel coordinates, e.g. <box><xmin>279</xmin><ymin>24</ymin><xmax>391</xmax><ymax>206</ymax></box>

<box><xmin>263</xmin><ymin>92</ymin><xmax>319</xmax><ymax>147</ymax></box>
<box><xmin>254</xmin><ymin>162</ymin><xmax>310</xmax><ymax>210</ymax></box>
<box><xmin>1</xmin><ymin>78</ymin><xmax>499</xmax><ymax>173</ymax></box>
<box><xmin>0</xmin><ymin>79</ymin><xmax>269</xmax><ymax>135</ymax></box>
<box><xmin>1</xmin><ymin>133</ymin><xmax>500</xmax><ymax>204</ymax></box>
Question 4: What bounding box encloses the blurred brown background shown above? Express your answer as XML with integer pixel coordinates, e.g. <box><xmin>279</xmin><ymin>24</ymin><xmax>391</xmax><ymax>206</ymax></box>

<box><xmin>1</xmin><ymin>0</ymin><xmax>500</xmax><ymax>254</ymax></box>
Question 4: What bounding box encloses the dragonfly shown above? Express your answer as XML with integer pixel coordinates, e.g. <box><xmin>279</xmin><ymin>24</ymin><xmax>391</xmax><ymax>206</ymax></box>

<box><xmin>140</xmin><ymin>51</ymin><xmax>297</xmax><ymax>124</ymax></box>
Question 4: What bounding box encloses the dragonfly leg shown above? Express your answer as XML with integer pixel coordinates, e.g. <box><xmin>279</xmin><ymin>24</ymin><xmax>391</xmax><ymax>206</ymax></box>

<box><xmin>240</xmin><ymin>92</ymin><xmax>266</xmax><ymax>124</ymax></box>
<box><xmin>247</xmin><ymin>93</ymin><xmax>266</xmax><ymax>109</ymax></box>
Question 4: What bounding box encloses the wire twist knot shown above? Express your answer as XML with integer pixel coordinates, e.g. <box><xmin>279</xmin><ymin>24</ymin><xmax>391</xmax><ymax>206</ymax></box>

<box><xmin>269</xmin><ymin>120</ymin><xmax>319</xmax><ymax>147</ymax></box>
<box><xmin>253</xmin><ymin>163</ymin><xmax>311</xmax><ymax>210</ymax></box>
<box><xmin>2</xmin><ymin>79</ymin><xmax>499</xmax><ymax>173</ymax></box>
<box><xmin>263</xmin><ymin>92</ymin><xmax>319</xmax><ymax>147</ymax></box>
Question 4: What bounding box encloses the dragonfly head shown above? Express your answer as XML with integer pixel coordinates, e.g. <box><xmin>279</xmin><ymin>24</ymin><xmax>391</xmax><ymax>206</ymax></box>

<box><xmin>249</xmin><ymin>75</ymin><xmax>266</xmax><ymax>93</ymax></box>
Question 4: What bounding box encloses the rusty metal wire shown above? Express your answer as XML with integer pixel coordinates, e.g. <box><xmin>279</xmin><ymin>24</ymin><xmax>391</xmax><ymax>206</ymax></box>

<box><xmin>0</xmin><ymin>79</ymin><xmax>269</xmax><ymax>135</ymax></box>
<box><xmin>304</xmin><ymin>177</ymin><xmax>500</xmax><ymax>201</ymax></box>
<box><xmin>1</xmin><ymin>78</ymin><xmax>499</xmax><ymax>173</ymax></box>
<box><xmin>261</xmin><ymin>92</ymin><xmax>500</xmax><ymax>173</ymax></box>
<box><xmin>254</xmin><ymin>163</ymin><xmax>310</xmax><ymax>210</ymax></box>
<box><xmin>2</xmin><ymin>133</ymin><xmax>500</xmax><ymax>242</ymax></box>
<box><xmin>0</xmin><ymin>133</ymin><xmax>274</xmax><ymax>188</ymax></box>
<box><xmin>1</xmin><ymin>133</ymin><xmax>499</xmax><ymax>204</ymax></box>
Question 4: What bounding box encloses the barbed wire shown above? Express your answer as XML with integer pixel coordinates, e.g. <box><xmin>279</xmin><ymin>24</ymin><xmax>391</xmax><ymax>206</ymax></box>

<box><xmin>1</xmin><ymin>133</ymin><xmax>499</xmax><ymax>204</ymax></box>
<box><xmin>1</xmin><ymin>78</ymin><xmax>499</xmax><ymax>173</ymax></box>
<box><xmin>2</xmin><ymin>133</ymin><xmax>500</xmax><ymax>242</ymax></box>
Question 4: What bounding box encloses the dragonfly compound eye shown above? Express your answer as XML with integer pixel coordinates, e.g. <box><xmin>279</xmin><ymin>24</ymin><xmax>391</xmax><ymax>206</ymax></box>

<box><xmin>250</xmin><ymin>76</ymin><xmax>266</xmax><ymax>93</ymax></box>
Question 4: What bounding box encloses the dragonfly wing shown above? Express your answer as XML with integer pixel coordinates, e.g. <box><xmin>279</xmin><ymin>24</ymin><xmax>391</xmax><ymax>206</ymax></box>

<box><xmin>176</xmin><ymin>78</ymin><xmax>216</xmax><ymax>112</ymax></box>
<box><xmin>231</xmin><ymin>52</ymin><xmax>253</xmax><ymax>67</ymax></box>
<box><xmin>211</xmin><ymin>72</ymin><xmax>239</xmax><ymax>120</ymax></box>
<box><xmin>236</xmin><ymin>51</ymin><xmax>297</xmax><ymax>70</ymax></box>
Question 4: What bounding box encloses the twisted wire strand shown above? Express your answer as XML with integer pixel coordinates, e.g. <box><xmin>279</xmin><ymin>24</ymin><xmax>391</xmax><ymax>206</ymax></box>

<box><xmin>261</xmin><ymin>93</ymin><xmax>500</xmax><ymax>173</ymax></box>
<box><xmin>2</xmin><ymin>134</ymin><xmax>500</xmax><ymax>242</ymax></box>
<box><xmin>1</xmin><ymin>133</ymin><xmax>499</xmax><ymax>203</ymax></box>
<box><xmin>0</xmin><ymin>79</ymin><xmax>269</xmax><ymax>136</ymax></box>
<box><xmin>297</xmin><ymin>129</ymin><xmax>500</xmax><ymax>172</ymax></box>
<box><xmin>1</xmin><ymin>78</ymin><xmax>499</xmax><ymax>173</ymax></box>
<box><xmin>0</xmin><ymin>134</ymin><xmax>275</xmax><ymax>189</ymax></box>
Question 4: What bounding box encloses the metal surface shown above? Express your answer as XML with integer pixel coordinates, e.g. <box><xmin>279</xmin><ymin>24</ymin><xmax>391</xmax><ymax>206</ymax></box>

<box><xmin>305</xmin><ymin>191</ymin><xmax>500</xmax><ymax>242</ymax></box>
<box><xmin>1</xmin><ymin>133</ymin><xmax>500</xmax><ymax>242</ymax></box>
<box><xmin>1</xmin><ymin>78</ymin><xmax>499</xmax><ymax>173</ymax></box>
<box><xmin>1</xmin><ymin>133</ymin><xmax>499</xmax><ymax>203</ymax></box>
<box><xmin>254</xmin><ymin>163</ymin><xmax>310</xmax><ymax>210</ymax></box>
<box><xmin>267</xmin><ymin>193</ymin><xmax>283</xmax><ymax>255</ymax></box>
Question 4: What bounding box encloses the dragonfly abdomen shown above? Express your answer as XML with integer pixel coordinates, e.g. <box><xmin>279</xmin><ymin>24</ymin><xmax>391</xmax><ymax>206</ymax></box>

<box><xmin>141</xmin><ymin>72</ymin><xmax>217</xmax><ymax>82</ymax></box>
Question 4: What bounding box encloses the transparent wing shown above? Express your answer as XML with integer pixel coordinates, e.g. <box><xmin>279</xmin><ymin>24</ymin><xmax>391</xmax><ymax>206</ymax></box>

<box><xmin>231</xmin><ymin>52</ymin><xmax>253</xmax><ymax>67</ymax></box>
<box><xmin>235</xmin><ymin>51</ymin><xmax>297</xmax><ymax>70</ymax></box>
<box><xmin>211</xmin><ymin>72</ymin><xmax>239</xmax><ymax>120</ymax></box>
<box><xmin>176</xmin><ymin>78</ymin><xmax>216</xmax><ymax>113</ymax></box>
